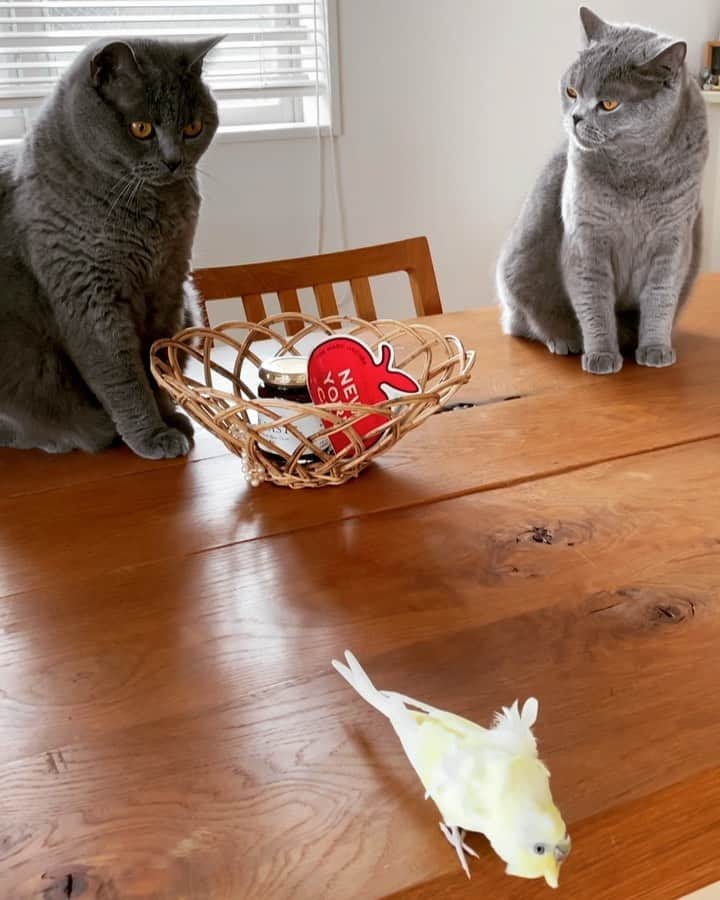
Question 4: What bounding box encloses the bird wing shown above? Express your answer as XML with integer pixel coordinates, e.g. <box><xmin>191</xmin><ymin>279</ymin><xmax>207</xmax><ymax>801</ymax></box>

<box><xmin>403</xmin><ymin>699</ymin><xmax>541</xmax><ymax>833</ymax></box>
<box><xmin>411</xmin><ymin>712</ymin><xmax>492</xmax><ymax>832</ymax></box>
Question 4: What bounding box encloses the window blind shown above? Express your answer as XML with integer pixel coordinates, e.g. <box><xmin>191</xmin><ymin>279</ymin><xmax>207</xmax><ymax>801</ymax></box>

<box><xmin>0</xmin><ymin>1</ymin><xmax>332</xmax><ymax>135</ymax></box>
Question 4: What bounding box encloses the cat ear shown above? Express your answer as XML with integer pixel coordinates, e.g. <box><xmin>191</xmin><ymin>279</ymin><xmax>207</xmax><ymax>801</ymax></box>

<box><xmin>184</xmin><ymin>35</ymin><xmax>226</xmax><ymax>72</ymax></box>
<box><xmin>91</xmin><ymin>41</ymin><xmax>141</xmax><ymax>86</ymax></box>
<box><xmin>636</xmin><ymin>42</ymin><xmax>687</xmax><ymax>84</ymax></box>
<box><xmin>579</xmin><ymin>7</ymin><xmax>610</xmax><ymax>44</ymax></box>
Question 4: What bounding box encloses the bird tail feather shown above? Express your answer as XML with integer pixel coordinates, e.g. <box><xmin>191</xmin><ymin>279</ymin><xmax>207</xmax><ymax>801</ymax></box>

<box><xmin>333</xmin><ymin>650</ymin><xmax>424</xmax><ymax>784</ymax></box>
<box><xmin>332</xmin><ymin>650</ymin><xmax>394</xmax><ymax>718</ymax></box>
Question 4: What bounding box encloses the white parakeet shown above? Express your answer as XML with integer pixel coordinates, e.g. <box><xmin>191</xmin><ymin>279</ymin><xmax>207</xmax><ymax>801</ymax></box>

<box><xmin>332</xmin><ymin>650</ymin><xmax>571</xmax><ymax>887</ymax></box>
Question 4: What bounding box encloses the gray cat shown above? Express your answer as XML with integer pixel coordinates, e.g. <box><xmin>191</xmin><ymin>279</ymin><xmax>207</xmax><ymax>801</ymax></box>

<box><xmin>0</xmin><ymin>36</ymin><xmax>222</xmax><ymax>457</ymax></box>
<box><xmin>496</xmin><ymin>8</ymin><xmax>708</xmax><ymax>375</ymax></box>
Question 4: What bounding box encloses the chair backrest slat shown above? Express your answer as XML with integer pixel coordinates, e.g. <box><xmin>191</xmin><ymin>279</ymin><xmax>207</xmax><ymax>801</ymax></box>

<box><xmin>277</xmin><ymin>288</ymin><xmax>302</xmax><ymax>314</ymax></box>
<box><xmin>313</xmin><ymin>282</ymin><xmax>339</xmax><ymax>317</ymax></box>
<box><xmin>243</xmin><ymin>293</ymin><xmax>266</xmax><ymax>321</ymax></box>
<box><xmin>277</xmin><ymin>288</ymin><xmax>303</xmax><ymax>335</ymax></box>
<box><xmin>349</xmin><ymin>276</ymin><xmax>376</xmax><ymax>320</ymax></box>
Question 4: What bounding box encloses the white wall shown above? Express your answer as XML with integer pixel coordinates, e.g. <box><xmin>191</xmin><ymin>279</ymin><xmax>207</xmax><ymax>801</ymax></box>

<box><xmin>194</xmin><ymin>1</ymin><xmax>720</xmax><ymax>316</ymax></box>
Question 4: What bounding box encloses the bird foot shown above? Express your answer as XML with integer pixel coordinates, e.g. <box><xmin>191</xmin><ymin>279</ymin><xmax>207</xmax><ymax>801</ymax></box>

<box><xmin>439</xmin><ymin>822</ymin><xmax>478</xmax><ymax>878</ymax></box>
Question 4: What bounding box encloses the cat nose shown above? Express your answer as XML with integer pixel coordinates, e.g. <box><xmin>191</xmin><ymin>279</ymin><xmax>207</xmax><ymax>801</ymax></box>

<box><xmin>164</xmin><ymin>158</ymin><xmax>181</xmax><ymax>172</ymax></box>
<box><xmin>572</xmin><ymin>114</ymin><xmax>583</xmax><ymax>126</ymax></box>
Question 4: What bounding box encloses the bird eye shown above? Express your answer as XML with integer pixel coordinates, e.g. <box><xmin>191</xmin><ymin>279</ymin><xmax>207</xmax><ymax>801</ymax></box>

<box><xmin>183</xmin><ymin>119</ymin><xmax>203</xmax><ymax>138</ymax></box>
<box><xmin>601</xmin><ymin>99</ymin><xmax>619</xmax><ymax>111</ymax></box>
<box><xmin>566</xmin><ymin>86</ymin><xmax>578</xmax><ymax>99</ymax></box>
<box><xmin>129</xmin><ymin>120</ymin><xmax>154</xmax><ymax>140</ymax></box>
<box><xmin>534</xmin><ymin>843</ymin><xmax>546</xmax><ymax>856</ymax></box>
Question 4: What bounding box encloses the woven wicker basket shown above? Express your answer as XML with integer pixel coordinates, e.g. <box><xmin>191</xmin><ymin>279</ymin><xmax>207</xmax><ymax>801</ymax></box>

<box><xmin>150</xmin><ymin>313</ymin><xmax>475</xmax><ymax>488</ymax></box>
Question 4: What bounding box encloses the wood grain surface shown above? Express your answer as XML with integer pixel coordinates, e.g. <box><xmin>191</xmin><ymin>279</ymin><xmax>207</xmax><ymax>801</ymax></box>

<box><xmin>1</xmin><ymin>277</ymin><xmax>720</xmax><ymax>898</ymax></box>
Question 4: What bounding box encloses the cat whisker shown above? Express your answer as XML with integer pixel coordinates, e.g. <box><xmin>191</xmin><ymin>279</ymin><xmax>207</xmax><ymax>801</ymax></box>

<box><xmin>119</xmin><ymin>179</ymin><xmax>144</xmax><ymax>236</ymax></box>
<box><xmin>105</xmin><ymin>174</ymin><xmax>144</xmax><ymax>237</ymax></box>
<box><xmin>193</xmin><ymin>165</ymin><xmax>225</xmax><ymax>187</ymax></box>
<box><xmin>104</xmin><ymin>174</ymin><xmax>138</xmax><ymax>226</ymax></box>
<box><xmin>132</xmin><ymin>178</ymin><xmax>145</xmax><ymax>222</ymax></box>
<box><xmin>95</xmin><ymin>176</ymin><xmax>140</xmax><ymax>263</ymax></box>
<box><xmin>97</xmin><ymin>181</ymin><xmax>133</xmax><ymax>252</ymax></box>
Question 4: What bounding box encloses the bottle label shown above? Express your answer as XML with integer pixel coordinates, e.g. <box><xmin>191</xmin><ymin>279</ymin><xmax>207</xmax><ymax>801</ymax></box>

<box><xmin>256</xmin><ymin>406</ymin><xmax>331</xmax><ymax>457</ymax></box>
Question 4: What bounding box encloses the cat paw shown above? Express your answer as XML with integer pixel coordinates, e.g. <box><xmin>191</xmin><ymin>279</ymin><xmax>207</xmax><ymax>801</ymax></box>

<box><xmin>547</xmin><ymin>339</ymin><xmax>582</xmax><ymax>356</ymax></box>
<box><xmin>635</xmin><ymin>344</ymin><xmax>676</xmax><ymax>368</ymax></box>
<box><xmin>582</xmin><ymin>351</ymin><xmax>623</xmax><ymax>375</ymax></box>
<box><xmin>163</xmin><ymin>411</ymin><xmax>195</xmax><ymax>440</ymax></box>
<box><xmin>126</xmin><ymin>426</ymin><xmax>191</xmax><ymax>460</ymax></box>
<box><xmin>39</xmin><ymin>439</ymin><xmax>78</xmax><ymax>454</ymax></box>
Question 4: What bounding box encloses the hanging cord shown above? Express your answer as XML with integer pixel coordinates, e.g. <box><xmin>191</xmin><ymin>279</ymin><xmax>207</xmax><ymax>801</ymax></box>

<box><xmin>313</xmin><ymin>0</ymin><xmax>325</xmax><ymax>254</ymax></box>
<box><xmin>314</xmin><ymin>0</ymin><xmax>351</xmax><ymax>311</ymax></box>
<box><xmin>319</xmin><ymin>0</ymin><xmax>347</xmax><ymax>253</ymax></box>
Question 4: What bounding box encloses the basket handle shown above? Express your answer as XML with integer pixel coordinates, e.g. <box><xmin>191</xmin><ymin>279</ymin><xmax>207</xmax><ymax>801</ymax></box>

<box><xmin>445</xmin><ymin>334</ymin><xmax>476</xmax><ymax>379</ymax></box>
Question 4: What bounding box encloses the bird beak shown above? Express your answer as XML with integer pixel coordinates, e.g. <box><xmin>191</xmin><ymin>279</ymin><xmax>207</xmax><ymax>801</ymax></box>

<box><xmin>544</xmin><ymin>836</ymin><xmax>571</xmax><ymax>888</ymax></box>
<box><xmin>544</xmin><ymin>860</ymin><xmax>560</xmax><ymax>889</ymax></box>
<box><xmin>554</xmin><ymin>836</ymin><xmax>572</xmax><ymax>863</ymax></box>
<box><xmin>508</xmin><ymin>833</ymin><xmax>573</xmax><ymax>888</ymax></box>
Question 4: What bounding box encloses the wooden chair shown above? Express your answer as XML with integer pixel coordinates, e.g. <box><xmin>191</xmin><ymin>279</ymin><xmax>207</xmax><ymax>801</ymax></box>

<box><xmin>191</xmin><ymin>236</ymin><xmax>443</xmax><ymax>332</ymax></box>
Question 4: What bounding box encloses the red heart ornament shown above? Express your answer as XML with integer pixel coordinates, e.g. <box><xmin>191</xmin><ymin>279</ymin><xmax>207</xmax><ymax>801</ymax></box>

<box><xmin>307</xmin><ymin>335</ymin><xmax>421</xmax><ymax>455</ymax></box>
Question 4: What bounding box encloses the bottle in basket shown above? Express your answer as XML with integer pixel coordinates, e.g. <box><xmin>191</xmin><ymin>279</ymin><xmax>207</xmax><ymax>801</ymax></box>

<box><xmin>257</xmin><ymin>356</ymin><xmax>330</xmax><ymax>459</ymax></box>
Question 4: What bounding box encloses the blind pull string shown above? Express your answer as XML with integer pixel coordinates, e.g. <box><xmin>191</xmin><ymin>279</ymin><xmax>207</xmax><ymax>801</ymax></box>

<box><xmin>314</xmin><ymin>0</ymin><xmax>349</xmax><ymax>313</ymax></box>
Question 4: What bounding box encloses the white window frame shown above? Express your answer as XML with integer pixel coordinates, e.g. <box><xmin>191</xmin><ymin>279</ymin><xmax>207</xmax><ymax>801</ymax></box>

<box><xmin>0</xmin><ymin>0</ymin><xmax>341</xmax><ymax>146</ymax></box>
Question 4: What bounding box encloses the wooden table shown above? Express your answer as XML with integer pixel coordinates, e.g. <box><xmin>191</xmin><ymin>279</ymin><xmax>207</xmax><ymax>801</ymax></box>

<box><xmin>2</xmin><ymin>277</ymin><xmax>720</xmax><ymax>900</ymax></box>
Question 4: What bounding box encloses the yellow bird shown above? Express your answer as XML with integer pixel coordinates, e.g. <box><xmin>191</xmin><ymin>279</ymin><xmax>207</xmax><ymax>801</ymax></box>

<box><xmin>333</xmin><ymin>650</ymin><xmax>570</xmax><ymax>887</ymax></box>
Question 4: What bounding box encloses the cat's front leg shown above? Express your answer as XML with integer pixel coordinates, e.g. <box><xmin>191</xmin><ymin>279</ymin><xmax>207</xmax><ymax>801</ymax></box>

<box><xmin>154</xmin><ymin>388</ymin><xmax>195</xmax><ymax>440</ymax></box>
<box><xmin>564</xmin><ymin>237</ymin><xmax>622</xmax><ymax>375</ymax></box>
<box><xmin>635</xmin><ymin>241</ymin><xmax>687</xmax><ymax>368</ymax></box>
<box><xmin>58</xmin><ymin>300</ymin><xmax>192</xmax><ymax>460</ymax></box>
